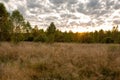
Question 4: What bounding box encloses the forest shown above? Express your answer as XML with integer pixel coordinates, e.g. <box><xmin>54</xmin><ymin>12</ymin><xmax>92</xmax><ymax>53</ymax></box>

<box><xmin>0</xmin><ymin>3</ymin><xmax>120</xmax><ymax>43</ymax></box>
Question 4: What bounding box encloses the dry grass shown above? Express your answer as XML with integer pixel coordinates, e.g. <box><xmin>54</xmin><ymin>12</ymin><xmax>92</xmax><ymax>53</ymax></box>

<box><xmin>0</xmin><ymin>42</ymin><xmax>120</xmax><ymax>80</ymax></box>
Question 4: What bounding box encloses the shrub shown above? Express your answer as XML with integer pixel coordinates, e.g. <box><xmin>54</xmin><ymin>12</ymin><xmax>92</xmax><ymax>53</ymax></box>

<box><xmin>104</xmin><ymin>37</ymin><xmax>114</xmax><ymax>43</ymax></box>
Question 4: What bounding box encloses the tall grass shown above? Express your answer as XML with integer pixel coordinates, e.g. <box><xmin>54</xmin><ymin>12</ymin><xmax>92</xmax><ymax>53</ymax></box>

<box><xmin>0</xmin><ymin>42</ymin><xmax>120</xmax><ymax>80</ymax></box>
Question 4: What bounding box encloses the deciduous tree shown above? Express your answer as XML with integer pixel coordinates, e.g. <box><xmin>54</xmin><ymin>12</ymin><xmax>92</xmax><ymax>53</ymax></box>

<box><xmin>0</xmin><ymin>3</ymin><xmax>12</xmax><ymax>41</ymax></box>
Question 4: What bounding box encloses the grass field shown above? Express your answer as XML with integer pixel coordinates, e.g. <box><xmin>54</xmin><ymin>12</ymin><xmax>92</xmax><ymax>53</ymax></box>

<box><xmin>0</xmin><ymin>42</ymin><xmax>120</xmax><ymax>80</ymax></box>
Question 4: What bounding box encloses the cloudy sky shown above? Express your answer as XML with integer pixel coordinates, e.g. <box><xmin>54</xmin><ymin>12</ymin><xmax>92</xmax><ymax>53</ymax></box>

<box><xmin>0</xmin><ymin>0</ymin><xmax>120</xmax><ymax>32</ymax></box>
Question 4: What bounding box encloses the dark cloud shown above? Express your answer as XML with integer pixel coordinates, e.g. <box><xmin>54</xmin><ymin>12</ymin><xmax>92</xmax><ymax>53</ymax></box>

<box><xmin>99</xmin><ymin>10</ymin><xmax>110</xmax><ymax>15</ymax></box>
<box><xmin>44</xmin><ymin>16</ymin><xmax>58</xmax><ymax>21</ymax></box>
<box><xmin>80</xmin><ymin>22</ymin><xmax>92</xmax><ymax>27</ymax></box>
<box><xmin>67</xmin><ymin>0</ymin><xmax>78</xmax><ymax>4</ymax></box>
<box><xmin>77</xmin><ymin>3</ymin><xmax>85</xmax><ymax>13</ymax></box>
<box><xmin>3</xmin><ymin>0</ymin><xmax>9</xmax><ymax>2</ymax></box>
<box><xmin>49</xmin><ymin>0</ymin><xmax>65</xmax><ymax>5</ymax></box>
<box><xmin>27</xmin><ymin>0</ymin><xmax>41</xmax><ymax>8</ymax></box>
<box><xmin>114</xmin><ymin>2</ymin><xmax>120</xmax><ymax>9</ymax></box>
<box><xmin>49</xmin><ymin>0</ymin><xmax>78</xmax><ymax>5</ymax></box>
<box><xmin>105</xmin><ymin>0</ymin><xmax>115</xmax><ymax>9</ymax></box>
<box><xmin>0</xmin><ymin>0</ymin><xmax>9</xmax><ymax>2</ymax></box>
<box><xmin>77</xmin><ymin>0</ymin><xmax>102</xmax><ymax>16</ymax></box>
<box><xmin>113</xmin><ymin>20</ymin><xmax>120</xmax><ymax>24</ymax></box>
<box><xmin>60</xmin><ymin>14</ymin><xmax>79</xmax><ymax>19</ymax></box>
<box><xmin>87</xmin><ymin>0</ymin><xmax>101</xmax><ymax>9</ymax></box>
<box><xmin>114</xmin><ymin>4</ymin><xmax>120</xmax><ymax>9</ymax></box>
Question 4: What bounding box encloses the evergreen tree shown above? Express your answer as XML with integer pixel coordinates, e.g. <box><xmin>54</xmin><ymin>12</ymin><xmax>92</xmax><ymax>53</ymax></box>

<box><xmin>26</xmin><ymin>21</ymin><xmax>32</xmax><ymax>33</ymax></box>
<box><xmin>47</xmin><ymin>22</ymin><xmax>56</xmax><ymax>34</ymax></box>
<box><xmin>46</xmin><ymin>22</ymin><xmax>56</xmax><ymax>43</ymax></box>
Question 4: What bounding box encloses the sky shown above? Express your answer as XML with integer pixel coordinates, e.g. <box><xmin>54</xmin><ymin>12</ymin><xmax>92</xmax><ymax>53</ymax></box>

<box><xmin>0</xmin><ymin>0</ymin><xmax>120</xmax><ymax>32</ymax></box>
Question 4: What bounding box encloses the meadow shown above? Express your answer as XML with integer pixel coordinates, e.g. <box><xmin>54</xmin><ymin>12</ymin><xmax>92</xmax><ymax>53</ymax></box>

<box><xmin>0</xmin><ymin>42</ymin><xmax>120</xmax><ymax>80</ymax></box>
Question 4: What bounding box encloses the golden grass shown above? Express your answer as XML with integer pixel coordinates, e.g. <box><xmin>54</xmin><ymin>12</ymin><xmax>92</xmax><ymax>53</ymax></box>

<box><xmin>0</xmin><ymin>42</ymin><xmax>120</xmax><ymax>80</ymax></box>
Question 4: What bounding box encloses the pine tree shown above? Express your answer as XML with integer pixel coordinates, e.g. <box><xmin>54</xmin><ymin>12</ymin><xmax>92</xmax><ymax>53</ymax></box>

<box><xmin>46</xmin><ymin>22</ymin><xmax>56</xmax><ymax>43</ymax></box>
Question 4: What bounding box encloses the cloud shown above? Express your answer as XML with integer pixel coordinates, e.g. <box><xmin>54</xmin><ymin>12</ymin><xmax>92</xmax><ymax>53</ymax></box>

<box><xmin>49</xmin><ymin>0</ymin><xmax>65</xmax><ymax>4</ymax></box>
<box><xmin>49</xmin><ymin>0</ymin><xmax>78</xmax><ymax>5</ymax></box>
<box><xmin>87</xmin><ymin>0</ymin><xmax>101</xmax><ymax>9</ymax></box>
<box><xmin>113</xmin><ymin>20</ymin><xmax>120</xmax><ymax>24</ymax></box>
<box><xmin>0</xmin><ymin>0</ymin><xmax>120</xmax><ymax>31</ymax></box>
<box><xmin>0</xmin><ymin>0</ymin><xmax>9</xmax><ymax>3</ymax></box>
<box><xmin>3</xmin><ymin>0</ymin><xmax>9</xmax><ymax>2</ymax></box>
<box><xmin>27</xmin><ymin>0</ymin><xmax>41</xmax><ymax>8</ymax></box>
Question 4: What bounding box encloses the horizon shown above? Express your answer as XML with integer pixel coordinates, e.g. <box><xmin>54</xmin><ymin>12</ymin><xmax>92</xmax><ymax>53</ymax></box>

<box><xmin>0</xmin><ymin>0</ymin><xmax>120</xmax><ymax>32</ymax></box>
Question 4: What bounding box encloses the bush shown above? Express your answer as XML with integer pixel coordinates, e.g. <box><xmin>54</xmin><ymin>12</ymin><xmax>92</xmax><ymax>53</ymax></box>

<box><xmin>33</xmin><ymin>34</ymin><xmax>48</xmax><ymax>42</ymax></box>
<box><xmin>25</xmin><ymin>35</ymin><xmax>34</xmax><ymax>41</ymax></box>
<box><xmin>47</xmin><ymin>34</ymin><xmax>55</xmax><ymax>43</ymax></box>
<box><xmin>11</xmin><ymin>33</ymin><xmax>24</xmax><ymax>43</ymax></box>
<box><xmin>104</xmin><ymin>37</ymin><xmax>114</xmax><ymax>43</ymax></box>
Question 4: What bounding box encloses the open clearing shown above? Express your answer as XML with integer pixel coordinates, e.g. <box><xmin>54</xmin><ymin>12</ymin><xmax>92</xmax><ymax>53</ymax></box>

<box><xmin>0</xmin><ymin>42</ymin><xmax>120</xmax><ymax>80</ymax></box>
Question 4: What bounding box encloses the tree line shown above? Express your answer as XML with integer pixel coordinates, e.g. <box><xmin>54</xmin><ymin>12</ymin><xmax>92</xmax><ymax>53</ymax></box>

<box><xmin>0</xmin><ymin>3</ymin><xmax>120</xmax><ymax>43</ymax></box>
